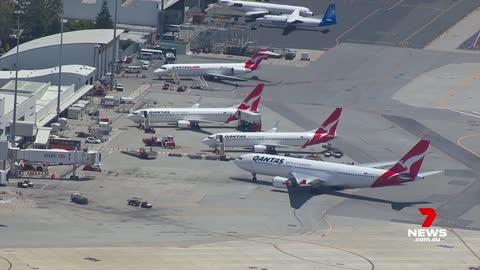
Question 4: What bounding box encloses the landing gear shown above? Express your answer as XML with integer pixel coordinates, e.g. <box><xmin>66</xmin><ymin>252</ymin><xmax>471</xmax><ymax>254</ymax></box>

<box><xmin>266</xmin><ymin>147</ymin><xmax>277</xmax><ymax>155</ymax></box>
<box><xmin>252</xmin><ymin>173</ymin><xmax>257</xmax><ymax>182</ymax></box>
<box><xmin>191</xmin><ymin>122</ymin><xmax>200</xmax><ymax>129</ymax></box>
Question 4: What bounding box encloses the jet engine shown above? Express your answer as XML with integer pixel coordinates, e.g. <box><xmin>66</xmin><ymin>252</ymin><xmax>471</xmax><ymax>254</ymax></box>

<box><xmin>177</xmin><ymin>120</ymin><xmax>191</xmax><ymax>128</ymax></box>
<box><xmin>272</xmin><ymin>176</ymin><xmax>289</xmax><ymax>188</ymax></box>
<box><xmin>253</xmin><ymin>145</ymin><xmax>267</xmax><ymax>153</ymax></box>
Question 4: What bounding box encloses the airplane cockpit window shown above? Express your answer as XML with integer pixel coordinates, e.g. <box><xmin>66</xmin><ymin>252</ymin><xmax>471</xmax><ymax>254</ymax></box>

<box><xmin>207</xmin><ymin>136</ymin><xmax>215</xmax><ymax>140</ymax></box>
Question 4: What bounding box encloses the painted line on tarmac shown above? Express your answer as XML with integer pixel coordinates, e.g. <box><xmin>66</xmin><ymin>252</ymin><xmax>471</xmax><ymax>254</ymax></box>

<box><xmin>450</xmin><ymin>109</ymin><xmax>480</xmax><ymax>119</ymax></box>
<box><xmin>456</xmin><ymin>133</ymin><xmax>480</xmax><ymax>159</ymax></box>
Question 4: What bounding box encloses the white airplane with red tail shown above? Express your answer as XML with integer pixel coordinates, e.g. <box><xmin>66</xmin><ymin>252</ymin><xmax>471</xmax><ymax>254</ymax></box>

<box><xmin>234</xmin><ymin>140</ymin><xmax>442</xmax><ymax>207</ymax></box>
<box><xmin>202</xmin><ymin>107</ymin><xmax>342</xmax><ymax>153</ymax></box>
<box><xmin>127</xmin><ymin>84</ymin><xmax>264</xmax><ymax>128</ymax></box>
<box><xmin>154</xmin><ymin>49</ymin><xmax>277</xmax><ymax>81</ymax></box>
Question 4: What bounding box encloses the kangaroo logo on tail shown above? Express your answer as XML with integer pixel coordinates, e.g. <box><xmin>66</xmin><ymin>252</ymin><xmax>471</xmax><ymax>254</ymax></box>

<box><xmin>302</xmin><ymin>107</ymin><xmax>342</xmax><ymax>147</ymax></box>
<box><xmin>245</xmin><ymin>49</ymin><xmax>270</xmax><ymax>71</ymax></box>
<box><xmin>371</xmin><ymin>140</ymin><xmax>430</xmax><ymax>187</ymax></box>
<box><xmin>225</xmin><ymin>83</ymin><xmax>264</xmax><ymax>123</ymax></box>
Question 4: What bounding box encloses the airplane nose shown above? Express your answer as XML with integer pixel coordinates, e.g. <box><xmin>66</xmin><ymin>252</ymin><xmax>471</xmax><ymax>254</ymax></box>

<box><xmin>127</xmin><ymin>114</ymin><xmax>138</xmax><ymax>122</ymax></box>
<box><xmin>202</xmin><ymin>138</ymin><xmax>214</xmax><ymax>147</ymax></box>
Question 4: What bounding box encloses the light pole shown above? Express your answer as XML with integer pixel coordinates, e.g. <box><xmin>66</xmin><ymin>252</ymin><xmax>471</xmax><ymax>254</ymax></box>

<box><xmin>11</xmin><ymin>9</ymin><xmax>23</xmax><ymax>147</ymax></box>
<box><xmin>57</xmin><ymin>2</ymin><xmax>65</xmax><ymax>122</ymax></box>
<box><xmin>109</xmin><ymin>0</ymin><xmax>118</xmax><ymax>89</ymax></box>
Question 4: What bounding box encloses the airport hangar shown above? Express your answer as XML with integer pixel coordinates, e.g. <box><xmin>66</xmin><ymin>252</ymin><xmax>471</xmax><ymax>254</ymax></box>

<box><xmin>0</xmin><ymin>29</ymin><xmax>123</xmax><ymax>80</ymax></box>
<box><xmin>0</xmin><ymin>29</ymin><xmax>120</xmax><ymax>144</ymax></box>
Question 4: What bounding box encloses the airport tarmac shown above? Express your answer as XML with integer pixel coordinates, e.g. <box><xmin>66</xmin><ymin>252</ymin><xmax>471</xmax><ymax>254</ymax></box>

<box><xmin>209</xmin><ymin>0</ymin><xmax>480</xmax><ymax>49</ymax></box>
<box><xmin>3</xmin><ymin>38</ymin><xmax>480</xmax><ymax>270</ymax></box>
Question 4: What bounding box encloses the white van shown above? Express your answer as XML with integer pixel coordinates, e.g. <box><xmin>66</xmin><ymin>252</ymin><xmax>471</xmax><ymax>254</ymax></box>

<box><xmin>126</xmin><ymin>66</ymin><xmax>142</xmax><ymax>73</ymax></box>
<box><xmin>139</xmin><ymin>52</ymin><xmax>153</xmax><ymax>60</ymax></box>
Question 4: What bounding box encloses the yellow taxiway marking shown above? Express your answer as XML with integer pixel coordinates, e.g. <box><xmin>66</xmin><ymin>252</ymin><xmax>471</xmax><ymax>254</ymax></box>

<box><xmin>456</xmin><ymin>133</ymin><xmax>480</xmax><ymax>158</ymax></box>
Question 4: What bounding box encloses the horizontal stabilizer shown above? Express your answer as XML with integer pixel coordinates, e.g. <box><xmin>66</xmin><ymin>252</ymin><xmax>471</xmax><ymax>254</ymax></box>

<box><xmin>417</xmin><ymin>170</ymin><xmax>443</xmax><ymax>179</ymax></box>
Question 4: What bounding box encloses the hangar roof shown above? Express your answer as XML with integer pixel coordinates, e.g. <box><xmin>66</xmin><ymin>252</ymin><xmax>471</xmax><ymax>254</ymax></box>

<box><xmin>2</xmin><ymin>29</ymin><xmax>124</xmax><ymax>58</ymax></box>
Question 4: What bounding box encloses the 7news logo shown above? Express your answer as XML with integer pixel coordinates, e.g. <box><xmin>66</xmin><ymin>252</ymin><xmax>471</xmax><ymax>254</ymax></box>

<box><xmin>407</xmin><ymin>208</ymin><xmax>447</xmax><ymax>242</ymax></box>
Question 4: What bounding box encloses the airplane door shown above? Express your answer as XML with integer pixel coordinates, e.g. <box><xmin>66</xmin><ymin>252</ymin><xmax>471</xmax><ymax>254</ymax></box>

<box><xmin>216</xmin><ymin>135</ymin><xmax>224</xmax><ymax>143</ymax></box>
<box><xmin>143</xmin><ymin>111</ymin><xmax>148</xmax><ymax>119</ymax></box>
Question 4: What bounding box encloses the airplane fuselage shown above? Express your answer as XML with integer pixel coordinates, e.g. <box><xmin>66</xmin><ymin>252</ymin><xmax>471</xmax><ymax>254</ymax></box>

<box><xmin>220</xmin><ymin>1</ymin><xmax>313</xmax><ymax>17</ymax></box>
<box><xmin>234</xmin><ymin>154</ymin><xmax>388</xmax><ymax>189</ymax></box>
<box><xmin>154</xmin><ymin>63</ymin><xmax>251</xmax><ymax>77</ymax></box>
<box><xmin>127</xmin><ymin>107</ymin><xmax>238</xmax><ymax>125</ymax></box>
<box><xmin>257</xmin><ymin>15</ymin><xmax>323</xmax><ymax>29</ymax></box>
<box><xmin>203</xmin><ymin>131</ymin><xmax>321</xmax><ymax>148</ymax></box>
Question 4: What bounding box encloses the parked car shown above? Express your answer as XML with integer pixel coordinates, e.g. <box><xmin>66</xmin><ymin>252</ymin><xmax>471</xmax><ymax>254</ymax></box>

<box><xmin>86</xmin><ymin>137</ymin><xmax>101</xmax><ymax>144</ymax></box>
<box><xmin>83</xmin><ymin>164</ymin><xmax>102</xmax><ymax>172</ymax></box>
<box><xmin>17</xmin><ymin>181</ymin><xmax>28</xmax><ymax>188</ymax></box>
<box><xmin>114</xmin><ymin>84</ymin><xmax>124</xmax><ymax>91</ymax></box>
<box><xmin>162</xmin><ymin>83</ymin><xmax>170</xmax><ymax>90</ymax></box>
<box><xmin>141</xmin><ymin>201</ymin><xmax>152</xmax><ymax>208</ymax></box>
<box><xmin>127</xmin><ymin>197</ymin><xmax>142</xmax><ymax>207</ymax></box>
<box><xmin>71</xmin><ymin>193</ymin><xmax>88</xmax><ymax>205</ymax></box>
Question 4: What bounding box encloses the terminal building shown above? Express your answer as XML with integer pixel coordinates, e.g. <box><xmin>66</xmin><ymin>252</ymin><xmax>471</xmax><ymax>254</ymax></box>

<box><xmin>0</xmin><ymin>78</ymin><xmax>95</xmax><ymax>142</ymax></box>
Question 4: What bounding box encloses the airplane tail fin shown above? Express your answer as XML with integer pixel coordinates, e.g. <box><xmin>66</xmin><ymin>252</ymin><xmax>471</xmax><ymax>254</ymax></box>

<box><xmin>237</xmin><ymin>83</ymin><xmax>264</xmax><ymax>112</ymax></box>
<box><xmin>311</xmin><ymin>107</ymin><xmax>342</xmax><ymax>136</ymax></box>
<box><xmin>319</xmin><ymin>4</ymin><xmax>336</xmax><ymax>27</ymax></box>
<box><xmin>371</xmin><ymin>140</ymin><xmax>430</xmax><ymax>187</ymax></box>
<box><xmin>244</xmin><ymin>49</ymin><xmax>269</xmax><ymax>70</ymax></box>
<box><xmin>303</xmin><ymin>107</ymin><xmax>341</xmax><ymax>147</ymax></box>
<box><xmin>225</xmin><ymin>83</ymin><xmax>264</xmax><ymax>123</ymax></box>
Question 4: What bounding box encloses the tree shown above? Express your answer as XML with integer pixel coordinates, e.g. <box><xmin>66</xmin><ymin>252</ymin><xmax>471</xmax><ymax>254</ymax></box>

<box><xmin>95</xmin><ymin>1</ymin><xmax>113</xmax><ymax>29</ymax></box>
<box><xmin>0</xmin><ymin>2</ymin><xmax>15</xmax><ymax>44</ymax></box>
<box><xmin>64</xmin><ymin>19</ymin><xmax>96</xmax><ymax>33</ymax></box>
<box><xmin>19</xmin><ymin>0</ymin><xmax>62</xmax><ymax>40</ymax></box>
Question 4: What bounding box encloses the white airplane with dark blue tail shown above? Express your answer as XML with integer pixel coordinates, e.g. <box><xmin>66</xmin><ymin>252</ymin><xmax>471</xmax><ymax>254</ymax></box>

<box><xmin>256</xmin><ymin>4</ymin><xmax>336</xmax><ymax>34</ymax></box>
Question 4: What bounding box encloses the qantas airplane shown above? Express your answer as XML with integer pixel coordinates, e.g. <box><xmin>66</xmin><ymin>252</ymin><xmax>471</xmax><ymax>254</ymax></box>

<box><xmin>234</xmin><ymin>140</ymin><xmax>442</xmax><ymax>191</ymax></box>
<box><xmin>202</xmin><ymin>107</ymin><xmax>342</xmax><ymax>153</ymax></box>
<box><xmin>127</xmin><ymin>83</ymin><xmax>264</xmax><ymax>128</ymax></box>
<box><xmin>153</xmin><ymin>49</ymin><xmax>276</xmax><ymax>81</ymax></box>
<box><xmin>256</xmin><ymin>4</ymin><xmax>336</xmax><ymax>34</ymax></box>
<box><xmin>217</xmin><ymin>0</ymin><xmax>314</xmax><ymax>17</ymax></box>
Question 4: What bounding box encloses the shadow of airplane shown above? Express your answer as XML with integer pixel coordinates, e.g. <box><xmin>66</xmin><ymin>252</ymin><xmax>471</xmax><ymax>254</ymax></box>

<box><xmin>180</xmin><ymin>127</ymin><xmax>213</xmax><ymax>135</ymax></box>
<box><xmin>324</xmin><ymin>191</ymin><xmax>432</xmax><ymax>211</ymax></box>
<box><xmin>287</xmin><ymin>184</ymin><xmax>432</xmax><ymax>210</ymax></box>
<box><xmin>230</xmin><ymin>177</ymin><xmax>272</xmax><ymax>187</ymax></box>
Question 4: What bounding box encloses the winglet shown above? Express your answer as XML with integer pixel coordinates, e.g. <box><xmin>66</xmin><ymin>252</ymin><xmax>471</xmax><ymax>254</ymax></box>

<box><xmin>267</xmin><ymin>120</ymin><xmax>280</xmax><ymax>132</ymax></box>
<box><xmin>192</xmin><ymin>96</ymin><xmax>202</xmax><ymax>108</ymax></box>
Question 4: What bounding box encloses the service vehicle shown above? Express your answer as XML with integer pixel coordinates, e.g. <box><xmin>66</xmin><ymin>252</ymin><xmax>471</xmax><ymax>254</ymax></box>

<box><xmin>114</xmin><ymin>84</ymin><xmax>124</xmax><ymax>91</ymax></box>
<box><xmin>86</xmin><ymin>137</ymin><xmax>101</xmax><ymax>144</ymax></box>
<box><xmin>71</xmin><ymin>193</ymin><xmax>88</xmax><ymax>205</ymax></box>
<box><xmin>143</xmin><ymin>136</ymin><xmax>176</xmax><ymax>148</ymax></box>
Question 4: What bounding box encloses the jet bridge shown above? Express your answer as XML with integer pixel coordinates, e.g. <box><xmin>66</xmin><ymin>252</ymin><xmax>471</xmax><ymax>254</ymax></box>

<box><xmin>0</xmin><ymin>140</ymin><xmax>101</xmax><ymax>179</ymax></box>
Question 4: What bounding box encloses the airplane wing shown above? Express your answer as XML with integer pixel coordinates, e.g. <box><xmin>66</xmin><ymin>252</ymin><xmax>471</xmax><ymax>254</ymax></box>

<box><xmin>357</xmin><ymin>161</ymin><xmax>397</xmax><ymax>169</ymax></box>
<box><xmin>204</xmin><ymin>73</ymin><xmax>248</xmax><ymax>81</ymax></box>
<box><xmin>289</xmin><ymin>171</ymin><xmax>329</xmax><ymax>188</ymax></box>
<box><xmin>286</xmin><ymin>9</ymin><xmax>302</xmax><ymax>24</ymax></box>
<box><xmin>182</xmin><ymin>119</ymin><xmax>220</xmax><ymax>124</ymax></box>
<box><xmin>245</xmin><ymin>10</ymin><xmax>269</xmax><ymax>17</ymax></box>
